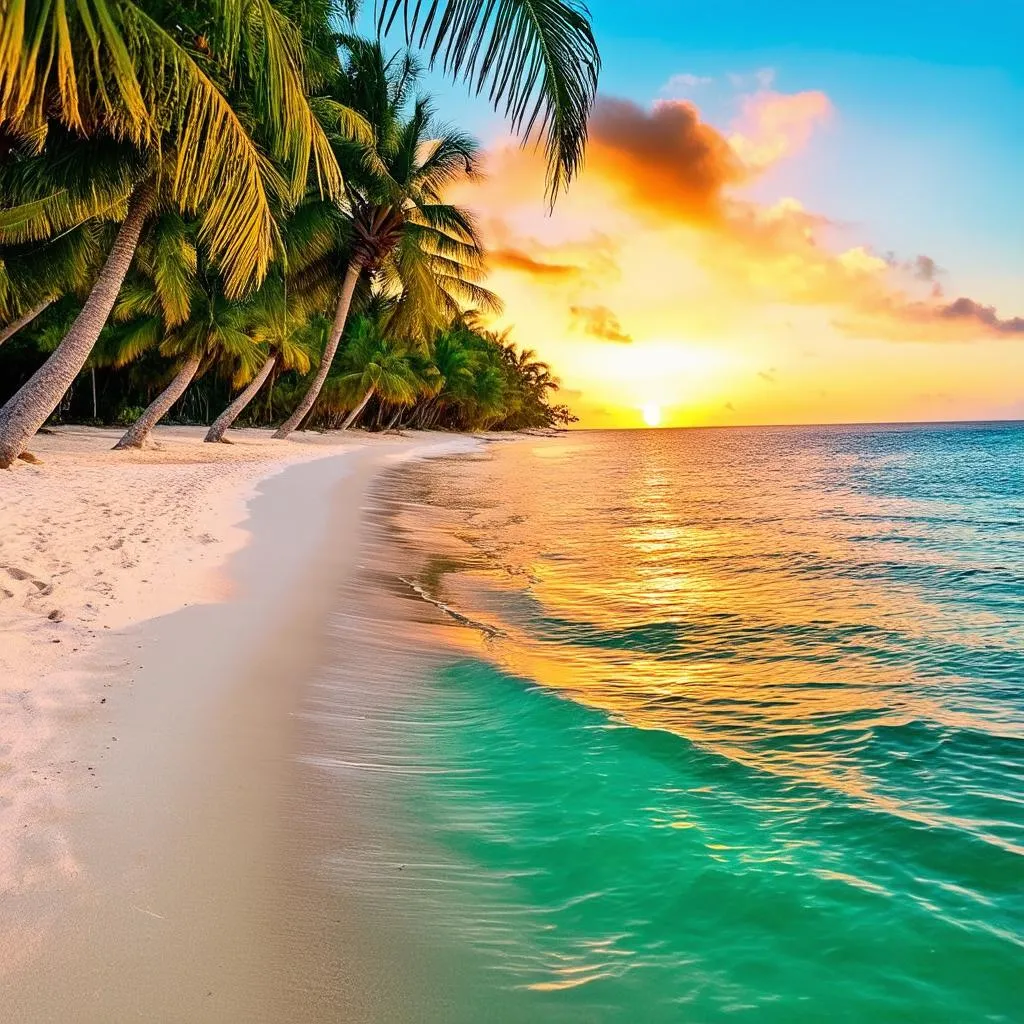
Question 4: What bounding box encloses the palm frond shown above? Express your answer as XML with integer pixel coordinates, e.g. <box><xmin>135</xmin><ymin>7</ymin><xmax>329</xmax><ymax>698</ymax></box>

<box><xmin>113</xmin><ymin>280</ymin><xmax>161</xmax><ymax>322</ymax></box>
<box><xmin>376</xmin><ymin>0</ymin><xmax>600</xmax><ymax>201</ymax></box>
<box><xmin>246</xmin><ymin>0</ymin><xmax>345</xmax><ymax>202</ymax></box>
<box><xmin>142</xmin><ymin>214</ymin><xmax>197</xmax><ymax>327</ymax></box>
<box><xmin>0</xmin><ymin>137</ymin><xmax>139</xmax><ymax>242</ymax></box>
<box><xmin>106</xmin><ymin>315</ymin><xmax>163</xmax><ymax>367</ymax></box>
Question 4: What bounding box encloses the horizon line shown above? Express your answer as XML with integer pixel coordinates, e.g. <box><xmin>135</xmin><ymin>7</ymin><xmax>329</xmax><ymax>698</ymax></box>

<box><xmin>569</xmin><ymin>416</ymin><xmax>1024</xmax><ymax>432</ymax></box>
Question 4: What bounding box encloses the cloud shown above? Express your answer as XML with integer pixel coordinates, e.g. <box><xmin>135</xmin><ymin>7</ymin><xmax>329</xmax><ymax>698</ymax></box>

<box><xmin>940</xmin><ymin>297</ymin><xmax>1024</xmax><ymax>334</ymax></box>
<box><xmin>728</xmin><ymin>68</ymin><xmax>776</xmax><ymax>91</ymax></box>
<box><xmin>460</xmin><ymin>88</ymin><xmax>1021</xmax><ymax>347</ymax></box>
<box><xmin>661</xmin><ymin>73</ymin><xmax>712</xmax><ymax>96</ymax></box>
<box><xmin>490</xmin><ymin>247</ymin><xmax>582</xmax><ymax>279</ymax></box>
<box><xmin>835</xmin><ymin>293</ymin><xmax>1024</xmax><ymax>342</ymax></box>
<box><xmin>729</xmin><ymin>89</ymin><xmax>832</xmax><ymax>170</ymax></box>
<box><xmin>758</xmin><ymin>367</ymin><xmax>778</xmax><ymax>383</ymax></box>
<box><xmin>569</xmin><ymin>305</ymin><xmax>633</xmax><ymax>343</ymax></box>
<box><xmin>586</xmin><ymin>97</ymin><xmax>745</xmax><ymax>224</ymax></box>
<box><xmin>912</xmin><ymin>254</ymin><xmax>941</xmax><ymax>282</ymax></box>
<box><xmin>580</xmin><ymin>89</ymin><xmax>830</xmax><ymax>230</ymax></box>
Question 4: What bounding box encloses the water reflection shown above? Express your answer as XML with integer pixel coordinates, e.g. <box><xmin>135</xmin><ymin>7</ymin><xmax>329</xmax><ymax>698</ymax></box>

<box><xmin>390</xmin><ymin>426</ymin><xmax>1024</xmax><ymax>843</ymax></box>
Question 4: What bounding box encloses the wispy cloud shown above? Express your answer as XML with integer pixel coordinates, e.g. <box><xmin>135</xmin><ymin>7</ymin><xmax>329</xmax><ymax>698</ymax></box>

<box><xmin>490</xmin><ymin>247</ymin><xmax>582</xmax><ymax>279</ymax></box>
<box><xmin>569</xmin><ymin>305</ymin><xmax>633</xmax><ymax>343</ymax></box>
<box><xmin>660</xmin><ymin>72</ymin><xmax>713</xmax><ymax>97</ymax></box>
<box><xmin>729</xmin><ymin>88</ymin><xmax>832</xmax><ymax>170</ymax></box>
<box><xmin>728</xmin><ymin>68</ymin><xmax>776</xmax><ymax>91</ymax></box>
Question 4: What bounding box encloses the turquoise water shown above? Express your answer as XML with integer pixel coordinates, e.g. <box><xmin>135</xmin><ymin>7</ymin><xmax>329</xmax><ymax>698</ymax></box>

<box><xmin>362</xmin><ymin>424</ymin><xmax>1024</xmax><ymax>1020</ymax></box>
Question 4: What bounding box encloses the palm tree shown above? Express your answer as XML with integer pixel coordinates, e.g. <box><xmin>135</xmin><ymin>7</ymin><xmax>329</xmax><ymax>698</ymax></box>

<box><xmin>397</xmin><ymin>317</ymin><xmax>563</xmax><ymax>431</ymax></box>
<box><xmin>0</xmin><ymin>0</ymin><xmax>350</xmax><ymax>467</ymax></box>
<box><xmin>408</xmin><ymin>324</ymin><xmax>476</xmax><ymax>428</ymax></box>
<box><xmin>321</xmin><ymin>314</ymin><xmax>422</xmax><ymax>429</ymax></box>
<box><xmin>103</xmin><ymin>256</ymin><xmax>264</xmax><ymax>449</ymax></box>
<box><xmin>372</xmin><ymin>0</ymin><xmax>599</xmax><ymax>200</ymax></box>
<box><xmin>0</xmin><ymin>221</ymin><xmax>104</xmax><ymax>344</ymax></box>
<box><xmin>0</xmin><ymin>301</ymin><xmax>50</xmax><ymax>347</ymax></box>
<box><xmin>204</xmin><ymin>277</ymin><xmax>316</xmax><ymax>442</ymax></box>
<box><xmin>273</xmin><ymin>40</ymin><xmax>497</xmax><ymax>439</ymax></box>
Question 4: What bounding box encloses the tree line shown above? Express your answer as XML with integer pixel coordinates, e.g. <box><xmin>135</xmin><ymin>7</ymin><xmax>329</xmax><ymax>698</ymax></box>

<box><xmin>0</xmin><ymin>0</ymin><xmax>597</xmax><ymax>465</ymax></box>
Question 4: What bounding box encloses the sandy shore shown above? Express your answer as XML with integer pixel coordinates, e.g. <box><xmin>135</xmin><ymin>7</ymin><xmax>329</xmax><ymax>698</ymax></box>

<box><xmin>0</xmin><ymin>425</ymin><xmax>481</xmax><ymax>1020</ymax></box>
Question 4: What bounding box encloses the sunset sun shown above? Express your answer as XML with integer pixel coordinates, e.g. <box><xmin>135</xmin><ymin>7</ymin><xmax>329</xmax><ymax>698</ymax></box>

<box><xmin>641</xmin><ymin>403</ymin><xmax>662</xmax><ymax>427</ymax></box>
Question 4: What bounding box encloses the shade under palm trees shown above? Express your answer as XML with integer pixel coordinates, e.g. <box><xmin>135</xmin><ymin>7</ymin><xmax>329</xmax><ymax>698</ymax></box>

<box><xmin>105</xmin><ymin>258</ymin><xmax>264</xmax><ymax>449</ymax></box>
<box><xmin>205</xmin><ymin>277</ymin><xmax>317</xmax><ymax>442</ymax></box>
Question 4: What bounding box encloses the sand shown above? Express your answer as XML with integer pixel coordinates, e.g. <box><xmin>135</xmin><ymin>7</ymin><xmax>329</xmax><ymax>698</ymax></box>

<box><xmin>0</xmin><ymin>425</ymin><xmax>482</xmax><ymax>1020</ymax></box>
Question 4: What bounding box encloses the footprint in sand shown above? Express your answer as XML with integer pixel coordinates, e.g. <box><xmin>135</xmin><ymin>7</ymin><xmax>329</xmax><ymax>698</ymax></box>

<box><xmin>0</xmin><ymin>564</ymin><xmax>56</xmax><ymax>607</ymax></box>
<box><xmin>2</xmin><ymin>565</ymin><xmax>52</xmax><ymax>592</ymax></box>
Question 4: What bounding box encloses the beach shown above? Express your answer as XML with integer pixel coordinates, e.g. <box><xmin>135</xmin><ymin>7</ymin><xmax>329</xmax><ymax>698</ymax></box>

<box><xmin>2</xmin><ymin>422</ymin><xmax>1021</xmax><ymax>1023</ymax></box>
<box><xmin>0</xmin><ymin>425</ymin><xmax>481</xmax><ymax>1021</ymax></box>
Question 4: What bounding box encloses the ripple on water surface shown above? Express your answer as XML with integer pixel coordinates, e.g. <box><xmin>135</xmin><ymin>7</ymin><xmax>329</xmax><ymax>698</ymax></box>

<box><xmin>341</xmin><ymin>424</ymin><xmax>1024</xmax><ymax>1022</ymax></box>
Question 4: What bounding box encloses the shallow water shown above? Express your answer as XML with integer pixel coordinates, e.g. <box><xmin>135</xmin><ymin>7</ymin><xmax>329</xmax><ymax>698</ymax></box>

<box><xmin>328</xmin><ymin>424</ymin><xmax>1024</xmax><ymax>1021</ymax></box>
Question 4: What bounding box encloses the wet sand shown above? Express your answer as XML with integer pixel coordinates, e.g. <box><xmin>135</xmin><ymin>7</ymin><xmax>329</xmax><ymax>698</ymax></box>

<box><xmin>1</xmin><ymin>427</ymin><xmax>485</xmax><ymax>1021</ymax></box>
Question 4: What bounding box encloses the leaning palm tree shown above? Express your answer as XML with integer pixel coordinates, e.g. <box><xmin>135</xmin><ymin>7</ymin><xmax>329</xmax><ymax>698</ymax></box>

<box><xmin>204</xmin><ymin>277</ymin><xmax>317</xmax><ymax>442</ymax></box>
<box><xmin>0</xmin><ymin>220</ymin><xmax>105</xmax><ymax>345</ymax></box>
<box><xmin>274</xmin><ymin>41</ymin><xmax>497</xmax><ymax>438</ymax></box>
<box><xmin>0</xmin><ymin>0</ymin><xmax>351</xmax><ymax>467</ymax></box>
<box><xmin>107</xmin><ymin>272</ymin><xmax>264</xmax><ymax>450</ymax></box>
<box><xmin>321</xmin><ymin>313</ymin><xmax>422</xmax><ymax>430</ymax></box>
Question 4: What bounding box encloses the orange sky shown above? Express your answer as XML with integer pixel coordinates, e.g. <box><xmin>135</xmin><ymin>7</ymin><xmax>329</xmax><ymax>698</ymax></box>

<box><xmin>453</xmin><ymin>81</ymin><xmax>1023</xmax><ymax>428</ymax></box>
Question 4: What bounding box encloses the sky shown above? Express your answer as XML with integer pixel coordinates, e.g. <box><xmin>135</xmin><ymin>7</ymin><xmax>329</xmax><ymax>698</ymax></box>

<box><xmin>383</xmin><ymin>1</ymin><xmax>1024</xmax><ymax>428</ymax></box>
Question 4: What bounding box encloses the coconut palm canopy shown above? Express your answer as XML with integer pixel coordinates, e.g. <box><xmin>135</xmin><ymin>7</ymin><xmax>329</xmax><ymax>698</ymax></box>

<box><xmin>0</xmin><ymin>4</ymin><xmax>596</xmax><ymax>460</ymax></box>
<box><xmin>272</xmin><ymin>37</ymin><xmax>502</xmax><ymax>439</ymax></box>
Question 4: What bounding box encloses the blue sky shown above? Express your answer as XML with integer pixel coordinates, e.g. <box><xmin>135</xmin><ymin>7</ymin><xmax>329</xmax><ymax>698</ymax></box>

<box><xmin>369</xmin><ymin>0</ymin><xmax>1023</xmax><ymax>308</ymax></box>
<box><xmin>361</xmin><ymin>2</ymin><xmax>1023</xmax><ymax>425</ymax></box>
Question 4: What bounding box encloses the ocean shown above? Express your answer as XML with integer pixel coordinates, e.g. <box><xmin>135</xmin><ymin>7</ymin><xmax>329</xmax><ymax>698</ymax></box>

<box><xmin>309</xmin><ymin>422</ymin><xmax>1024</xmax><ymax>1022</ymax></box>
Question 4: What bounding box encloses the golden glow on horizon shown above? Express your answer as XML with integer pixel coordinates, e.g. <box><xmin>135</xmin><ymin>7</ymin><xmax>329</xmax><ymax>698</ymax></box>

<box><xmin>452</xmin><ymin>83</ymin><xmax>1023</xmax><ymax>429</ymax></box>
<box><xmin>642</xmin><ymin>403</ymin><xmax>662</xmax><ymax>427</ymax></box>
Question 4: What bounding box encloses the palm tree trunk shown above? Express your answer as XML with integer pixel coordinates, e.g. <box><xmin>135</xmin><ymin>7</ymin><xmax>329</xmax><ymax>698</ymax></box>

<box><xmin>273</xmin><ymin>259</ymin><xmax>362</xmax><ymax>439</ymax></box>
<box><xmin>425</xmin><ymin>402</ymin><xmax>444</xmax><ymax>429</ymax></box>
<box><xmin>0</xmin><ymin>180</ymin><xmax>155</xmax><ymax>468</ymax></box>
<box><xmin>205</xmin><ymin>354</ymin><xmax>277</xmax><ymax>443</ymax></box>
<box><xmin>411</xmin><ymin>398</ymin><xmax>432</xmax><ymax>428</ymax></box>
<box><xmin>0</xmin><ymin>298</ymin><xmax>52</xmax><ymax>347</ymax></box>
<box><xmin>341</xmin><ymin>386</ymin><xmax>375</xmax><ymax>430</ymax></box>
<box><xmin>385</xmin><ymin>408</ymin><xmax>403</xmax><ymax>430</ymax></box>
<box><xmin>113</xmin><ymin>354</ymin><xmax>202</xmax><ymax>450</ymax></box>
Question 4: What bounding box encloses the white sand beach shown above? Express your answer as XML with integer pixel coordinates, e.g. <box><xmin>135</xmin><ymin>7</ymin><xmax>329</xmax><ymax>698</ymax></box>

<box><xmin>0</xmin><ymin>425</ymin><xmax>480</xmax><ymax>1020</ymax></box>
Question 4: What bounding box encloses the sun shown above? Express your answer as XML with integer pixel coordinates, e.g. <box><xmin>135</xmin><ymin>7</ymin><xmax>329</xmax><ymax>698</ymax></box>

<box><xmin>641</xmin><ymin>402</ymin><xmax>662</xmax><ymax>427</ymax></box>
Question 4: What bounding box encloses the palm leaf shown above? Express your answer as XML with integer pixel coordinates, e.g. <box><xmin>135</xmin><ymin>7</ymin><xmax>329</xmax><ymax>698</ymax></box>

<box><xmin>139</xmin><ymin>214</ymin><xmax>197</xmax><ymax>328</ymax></box>
<box><xmin>376</xmin><ymin>0</ymin><xmax>600</xmax><ymax>201</ymax></box>
<box><xmin>112</xmin><ymin>280</ymin><xmax>161</xmax><ymax>322</ymax></box>
<box><xmin>104</xmin><ymin>315</ymin><xmax>163</xmax><ymax>367</ymax></box>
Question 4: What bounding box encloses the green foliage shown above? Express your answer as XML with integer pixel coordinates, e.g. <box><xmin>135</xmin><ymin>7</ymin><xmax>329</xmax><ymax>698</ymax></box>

<box><xmin>0</xmin><ymin>6</ymin><xmax>599</xmax><ymax>431</ymax></box>
<box><xmin>308</xmin><ymin>304</ymin><xmax>571</xmax><ymax>431</ymax></box>
<box><xmin>303</xmin><ymin>38</ymin><xmax>501</xmax><ymax>342</ymax></box>
<box><xmin>373</xmin><ymin>0</ymin><xmax>600</xmax><ymax>201</ymax></box>
<box><xmin>116</xmin><ymin>405</ymin><xmax>146</xmax><ymax>426</ymax></box>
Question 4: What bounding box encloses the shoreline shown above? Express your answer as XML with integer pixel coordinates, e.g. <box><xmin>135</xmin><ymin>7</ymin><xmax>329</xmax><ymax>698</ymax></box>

<box><xmin>0</xmin><ymin>425</ymin><xmax>484</xmax><ymax>1020</ymax></box>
